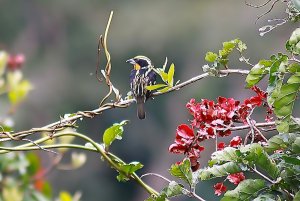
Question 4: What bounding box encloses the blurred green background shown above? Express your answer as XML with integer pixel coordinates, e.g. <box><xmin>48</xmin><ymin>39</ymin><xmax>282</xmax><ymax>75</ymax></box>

<box><xmin>0</xmin><ymin>0</ymin><xmax>296</xmax><ymax>200</ymax></box>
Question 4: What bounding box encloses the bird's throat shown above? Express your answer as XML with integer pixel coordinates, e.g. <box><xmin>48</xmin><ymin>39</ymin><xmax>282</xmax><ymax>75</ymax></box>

<box><xmin>134</xmin><ymin>63</ymin><xmax>141</xmax><ymax>70</ymax></box>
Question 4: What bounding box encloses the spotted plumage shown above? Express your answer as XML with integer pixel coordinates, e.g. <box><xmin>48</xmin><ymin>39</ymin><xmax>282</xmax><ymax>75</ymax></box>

<box><xmin>126</xmin><ymin>56</ymin><xmax>156</xmax><ymax>119</ymax></box>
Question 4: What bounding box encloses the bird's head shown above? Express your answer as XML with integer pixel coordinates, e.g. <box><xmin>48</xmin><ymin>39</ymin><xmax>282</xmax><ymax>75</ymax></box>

<box><xmin>126</xmin><ymin>55</ymin><xmax>152</xmax><ymax>70</ymax></box>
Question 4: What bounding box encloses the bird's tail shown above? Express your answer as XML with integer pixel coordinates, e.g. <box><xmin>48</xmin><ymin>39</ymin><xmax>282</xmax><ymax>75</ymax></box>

<box><xmin>136</xmin><ymin>96</ymin><xmax>145</xmax><ymax>119</ymax></box>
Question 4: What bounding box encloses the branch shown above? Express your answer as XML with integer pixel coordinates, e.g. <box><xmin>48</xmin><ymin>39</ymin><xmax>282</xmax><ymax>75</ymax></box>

<box><xmin>0</xmin><ymin>69</ymin><xmax>249</xmax><ymax>142</ymax></box>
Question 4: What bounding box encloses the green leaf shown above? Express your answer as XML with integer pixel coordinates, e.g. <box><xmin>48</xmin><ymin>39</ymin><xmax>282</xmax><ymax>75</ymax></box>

<box><xmin>265</xmin><ymin>133</ymin><xmax>297</xmax><ymax>153</ymax></box>
<box><xmin>169</xmin><ymin>158</ymin><xmax>193</xmax><ymax>187</ymax></box>
<box><xmin>267</xmin><ymin>54</ymin><xmax>288</xmax><ymax>105</ymax></box>
<box><xmin>8</xmin><ymin>79</ymin><xmax>33</xmax><ymax>105</ymax></box>
<box><xmin>292</xmin><ymin>137</ymin><xmax>300</xmax><ymax>153</ymax></box>
<box><xmin>167</xmin><ymin>63</ymin><xmax>175</xmax><ymax>86</ymax></box>
<box><xmin>158</xmin><ymin>69</ymin><xmax>168</xmax><ymax>82</ymax></box>
<box><xmin>282</xmin><ymin>155</ymin><xmax>300</xmax><ymax>165</ymax></box>
<box><xmin>199</xmin><ymin>162</ymin><xmax>242</xmax><ymax>180</ymax></box>
<box><xmin>221</xmin><ymin>179</ymin><xmax>265</xmax><ymax>201</ymax></box>
<box><xmin>145</xmin><ymin>84</ymin><xmax>167</xmax><ymax>91</ymax></box>
<box><xmin>245</xmin><ymin>63</ymin><xmax>267</xmax><ymax>88</ymax></box>
<box><xmin>205</xmin><ymin>52</ymin><xmax>218</xmax><ymax>62</ymax></box>
<box><xmin>252</xmin><ymin>193</ymin><xmax>277</xmax><ymax>201</ymax></box>
<box><xmin>117</xmin><ymin>161</ymin><xmax>143</xmax><ymax>182</ymax></box>
<box><xmin>159</xmin><ymin>181</ymin><xmax>184</xmax><ymax>198</ymax></box>
<box><xmin>103</xmin><ymin>120</ymin><xmax>129</xmax><ymax>148</ymax></box>
<box><xmin>26</xmin><ymin>153</ymin><xmax>40</xmax><ymax>176</ymax></box>
<box><xmin>274</xmin><ymin>73</ymin><xmax>300</xmax><ymax>132</ymax></box>
<box><xmin>157</xmin><ymin>86</ymin><xmax>171</xmax><ymax>93</ymax></box>
<box><xmin>210</xmin><ymin>147</ymin><xmax>240</xmax><ymax>164</ymax></box>
<box><xmin>294</xmin><ymin>190</ymin><xmax>300</xmax><ymax>201</ymax></box>
<box><xmin>240</xmin><ymin>144</ymin><xmax>279</xmax><ymax>179</ymax></box>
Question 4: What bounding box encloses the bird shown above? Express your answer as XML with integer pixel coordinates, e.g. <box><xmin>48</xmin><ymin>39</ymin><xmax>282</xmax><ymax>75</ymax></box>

<box><xmin>126</xmin><ymin>55</ymin><xmax>157</xmax><ymax>119</ymax></box>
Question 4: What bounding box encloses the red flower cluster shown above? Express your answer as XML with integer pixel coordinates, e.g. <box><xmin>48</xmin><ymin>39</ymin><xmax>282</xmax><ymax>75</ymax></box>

<box><xmin>7</xmin><ymin>54</ymin><xmax>25</xmax><ymax>70</ymax></box>
<box><xmin>214</xmin><ymin>182</ymin><xmax>227</xmax><ymax>196</ymax></box>
<box><xmin>213</xmin><ymin>172</ymin><xmax>245</xmax><ymax>196</ymax></box>
<box><xmin>169</xmin><ymin>86</ymin><xmax>272</xmax><ymax>171</ymax></box>
<box><xmin>227</xmin><ymin>172</ymin><xmax>245</xmax><ymax>185</ymax></box>
<box><xmin>169</xmin><ymin>124</ymin><xmax>204</xmax><ymax>171</ymax></box>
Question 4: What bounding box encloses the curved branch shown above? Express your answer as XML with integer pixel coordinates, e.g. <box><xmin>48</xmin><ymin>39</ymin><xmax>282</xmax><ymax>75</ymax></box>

<box><xmin>0</xmin><ymin>69</ymin><xmax>250</xmax><ymax>142</ymax></box>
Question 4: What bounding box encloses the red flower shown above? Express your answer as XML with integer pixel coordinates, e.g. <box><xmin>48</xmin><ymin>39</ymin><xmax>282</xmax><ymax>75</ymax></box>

<box><xmin>217</xmin><ymin>142</ymin><xmax>226</xmax><ymax>150</ymax></box>
<box><xmin>169</xmin><ymin>124</ymin><xmax>204</xmax><ymax>171</ymax></box>
<box><xmin>7</xmin><ymin>54</ymin><xmax>25</xmax><ymax>70</ymax></box>
<box><xmin>230</xmin><ymin>136</ymin><xmax>242</xmax><ymax>147</ymax></box>
<box><xmin>214</xmin><ymin>182</ymin><xmax>227</xmax><ymax>196</ymax></box>
<box><xmin>227</xmin><ymin>172</ymin><xmax>245</xmax><ymax>185</ymax></box>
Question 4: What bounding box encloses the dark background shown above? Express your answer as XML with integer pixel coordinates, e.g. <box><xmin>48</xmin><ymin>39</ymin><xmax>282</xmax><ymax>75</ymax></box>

<box><xmin>0</xmin><ymin>1</ymin><xmax>296</xmax><ymax>200</ymax></box>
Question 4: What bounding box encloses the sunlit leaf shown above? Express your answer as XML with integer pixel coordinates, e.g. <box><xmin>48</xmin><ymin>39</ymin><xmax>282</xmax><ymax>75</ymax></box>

<box><xmin>245</xmin><ymin>63</ymin><xmax>267</xmax><ymax>88</ymax></box>
<box><xmin>158</xmin><ymin>86</ymin><xmax>171</xmax><ymax>93</ymax></box>
<box><xmin>240</xmin><ymin>144</ymin><xmax>279</xmax><ymax>179</ymax></box>
<box><xmin>205</xmin><ymin>52</ymin><xmax>218</xmax><ymax>62</ymax></box>
<box><xmin>274</xmin><ymin>72</ymin><xmax>300</xmax><ymax>132</ymax></box>
<box><xmin>145</xmin><ymin>84</ymin><xmax>167</xmax><ymax>91</ymax></box>
<box><xmin>117</xmin><ymin>161</ymin><xmax>143</xmax><ymax>182</ymax></box>
<box><xmin>103</xmin><ymin>120</ymin><xmax>128</xmax><ymax>148</ymax></box>
<box><xmin>159</xmin><ymin>181</ymin><xmax>184</xmax><ymax>198</ymax></box>
<box><xmin>167</xmin><ymin>63</ymin><xmax>175</xmax><ymax>86</ymax></box>
<box><xmin>169</xmin><ymin>158</ymin><xmax>193</xmax><ymax>187</ymax></box>
<box><xmin>221</xmin><ymin>179</ymin><xmax>265</xmax><ymax>201</ymax></box>
<box><xmin>199</xmin><ymin>162</ymin><xmax>241</xmax><ymax>180</ymax></box>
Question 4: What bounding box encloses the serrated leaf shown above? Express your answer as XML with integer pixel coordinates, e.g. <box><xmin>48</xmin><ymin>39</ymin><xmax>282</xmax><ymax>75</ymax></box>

<box><xmin>265</xmin><ymin>133</ymin><xmax>297</xmax><ymax>153</ymax></box>
<box><xmin>245</xmin><ymin>63</ymin><xmax>267</xmax><ymax>88</ymax></box>
<box><xmin>167</xmin><ymin>63</ymin><xmax>175</xmax><ymax>86</ymax></box>
<box><xmin>199</xmin><ymin>162</ymin><xmax>241</xmax><ymax>180</ymax></box>
<box><xmin>117</xmin><ymin>161</ymin><xmax>143</xmax><ymax>182</ymax></box>
<box><xmin>241</xmin><ymin>144</ymin><xmax>279</xmax><ymax>179</ymax></box>
<box><xmin>274</xmin><ymin>73</ymin><xmax>300</xmax><ymax>132</ymax></box>
<box><xmin>145</xmin><ymin>84</ymin><xmax>167</xmax><ymax>91</ymax></box>
<box><xmin>159</xmin><ymin>181</ymin><xmax>184</xmax><ymax>198</ymax></box>
<box><xmin>221</xmin><ymin>179</ymin><xmax>265</xmax><ymax>201</ymax></box>
<box><xmin>211</xmin><ymin>147</ymin><xmax>240</xmax><ymax>164</ymax></box>
<box><xmin>103</xmin><ymin>120</ymin><xmax>128</xmax><ymax>148</ymax></box>
<box><xmin>205</xmin><ymin>52</ymin><xmax>218</xmax><ymax>62</ymax></box>
<box><xmin>169</xmin><ymin>158</ymin><xmax>193</xmax><ymax>186</ymax></box>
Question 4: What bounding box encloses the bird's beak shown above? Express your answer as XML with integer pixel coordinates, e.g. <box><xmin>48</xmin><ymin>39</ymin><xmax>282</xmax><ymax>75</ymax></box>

<box><xmin>126</xmin><ymin>58</ymin><xmax>136</xmax><ymax>64</ymax></box>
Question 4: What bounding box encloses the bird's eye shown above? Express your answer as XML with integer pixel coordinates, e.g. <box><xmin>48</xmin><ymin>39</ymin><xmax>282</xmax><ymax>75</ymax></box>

<box><xmin>137</xmin><ymin>59</ymin><xmax>149</xmax><ymax>67</ymax></box>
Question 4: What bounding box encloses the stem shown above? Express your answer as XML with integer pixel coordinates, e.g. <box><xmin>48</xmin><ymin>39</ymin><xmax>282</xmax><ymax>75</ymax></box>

<box><xmin>251</xmin><ymin>167</ymin><xmax>275</xmax><ymax>184</ymax></box>
<box><xmin>0</xmin><ymin>131</ymin><xmax>159</xmax><ymax>197</ymax></box>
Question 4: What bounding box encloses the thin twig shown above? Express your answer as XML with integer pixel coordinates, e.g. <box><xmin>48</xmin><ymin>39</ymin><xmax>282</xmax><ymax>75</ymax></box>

<box><xmin>245</xmin><ymin>0</ymin><xmax>272</xmax><ymax>8</ymax></box>
<box><xmin>141</xmin><ymin>173</ymin><xmax>171</xmax><ymax>183</ymax></box>
<box><xmin>251</xmin><ymin>166</ymin><xmax>276</xmax><ymax>184</ymax></box>
<box><xmin>255</xmin><ymin>0</ymin><xmax>280</xmax><ymax>24</ymax></box>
